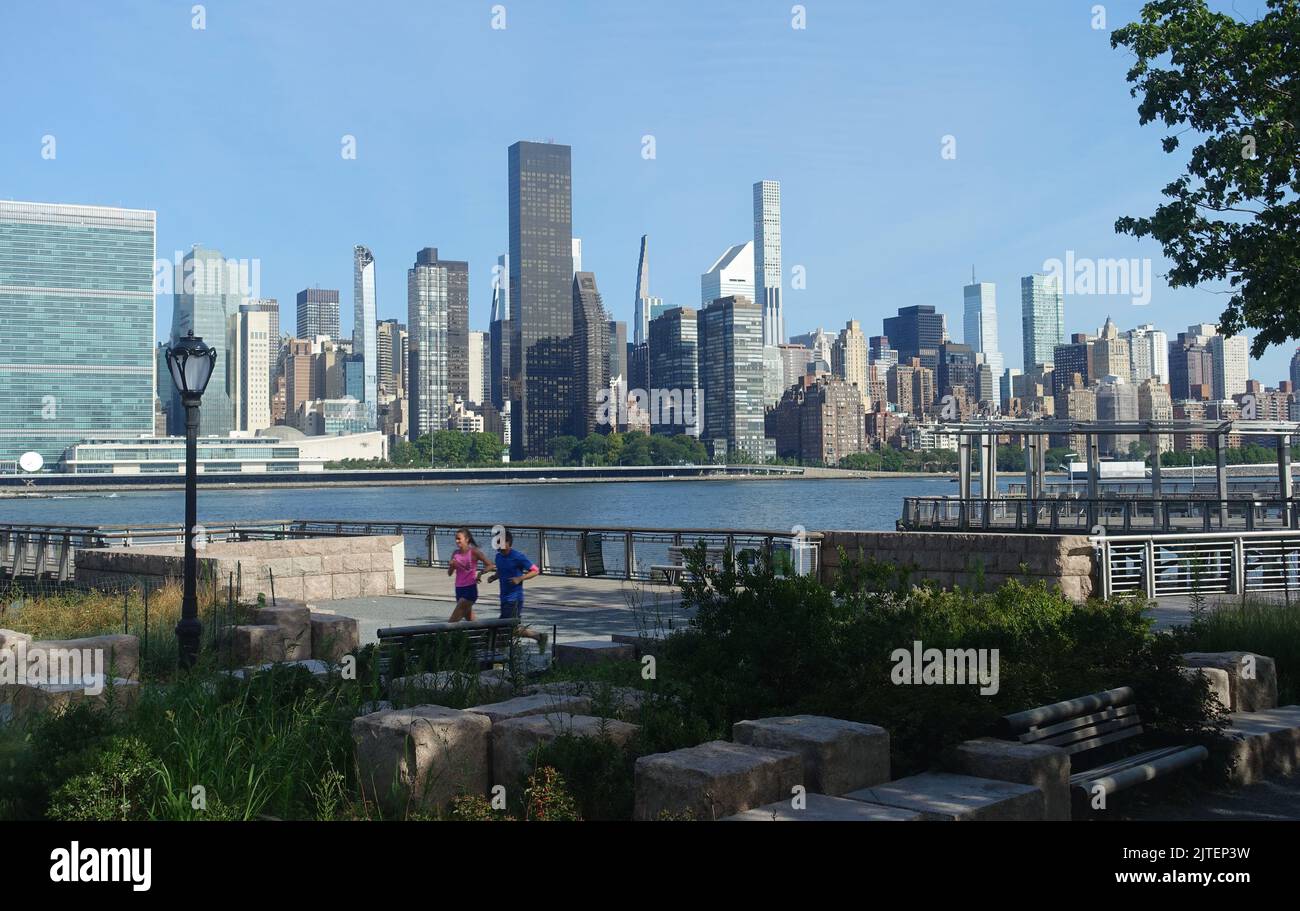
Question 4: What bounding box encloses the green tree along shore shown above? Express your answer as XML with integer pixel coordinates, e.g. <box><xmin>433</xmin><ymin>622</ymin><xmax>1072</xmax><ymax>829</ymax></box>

<box><xmin>329</xmin><ymin>432</ymin><xmax>1300</xmax><ymax>473</ymax></box>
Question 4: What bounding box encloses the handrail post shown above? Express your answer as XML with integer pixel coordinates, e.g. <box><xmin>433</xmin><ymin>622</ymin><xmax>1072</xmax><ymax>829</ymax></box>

<box><xmin>1099</xmin><ymin>538</ymin><xmax>1112</xmax><ymax>600</ymax></box>
<box><xmin>1143</xmin><ymin>539</ymin><xmax>1156</xmax><ymax>599</ymax></box>
<box><xmin>624</xmin><ymin>531</ymin><xmax>634</xmax><ymax>580</ymax></box>
<box><xmin>1232</xmin><ymin>536</ymin><xmax>1246</xmax><ymax>595</ymax></box>
<box><xmin>426</xmin><ymin>528</ymin><xmax>436</xmax><ymax>566</ymax></box>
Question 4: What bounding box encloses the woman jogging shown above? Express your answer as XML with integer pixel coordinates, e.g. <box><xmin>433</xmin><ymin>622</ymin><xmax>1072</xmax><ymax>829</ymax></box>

<box><xmin>447</xmin><ymin>527</ymin><xmax>492</xmax><ymax>622</ymax></box>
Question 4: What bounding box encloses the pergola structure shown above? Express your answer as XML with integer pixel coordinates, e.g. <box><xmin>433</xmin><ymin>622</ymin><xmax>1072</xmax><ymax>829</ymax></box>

<box><xmin>940</xmin><ymin>418</ymin><xmax>1297</xmax><ymax>519</ymax></box>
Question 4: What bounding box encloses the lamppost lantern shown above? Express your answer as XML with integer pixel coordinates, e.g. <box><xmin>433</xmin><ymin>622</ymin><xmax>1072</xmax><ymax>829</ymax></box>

<box><xmin>165</xmin><ymin>330</ymin><xmax>217</xmax><ymax>401</ymax></box>
<box><xmin>166</xmin><ymin>329</ymin><xmax>217</xmax><ymax>669</ymax></box>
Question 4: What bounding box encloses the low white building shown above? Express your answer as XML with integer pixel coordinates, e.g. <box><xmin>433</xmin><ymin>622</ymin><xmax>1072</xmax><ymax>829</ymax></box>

<box><xmin>57</xmin><ymin>430</ymin><xmax>388</xmax><ymax>474</ymax></box>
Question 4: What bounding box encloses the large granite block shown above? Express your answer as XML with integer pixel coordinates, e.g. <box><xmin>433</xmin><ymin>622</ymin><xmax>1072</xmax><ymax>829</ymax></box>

<box><xmin>633</xmin><ymin>740</ymin><xmax>803</xmax><ymax>821</ymax></box>
<box><xmin>492</xmin><ymin>713</ymin><xmax>640</xmax><ymax>786</ymax></box>
<box><xmin>465</xmin><ymin>694</ymin><xmax>591</xmax><ymax>724</ymax></box>
<box><xmin>25</xmin><ymin>634</ymin><xmax>140</xmax><ymax>682</ymax></box>
<box><xmin>554</xmin><ymin>639</ymin><xmax>636</xmax><ymax>668</ymax></box>
<box><xmin>0</xmin><ymin>629</ymin><xmax>31</xmax><ymax>651</ymax></box>
<box><xmin>1180</xmin><ymin>666</ymin><xmax>1233</xmax><ymax>713</ymax></box>
<box><xmin>1182</xmin><ymin>651</ymin><xmax>1277</xmax><ymax>712</ymax></box>
<box><xmin>732</xmin><ymin>715</ymin><xmax>889</xmax><ymax>795</ymax></box>
<box><xmin>953</xmin><ymin>738</ymin><xmax>1070</xmax><ymax>821</ymax></box>
<box><xmin>352</xmin><ymin>706</ymin><xmax>491</xmax><ymax>814</ymax></box>
<box><xmin>231</xmin><ymin>624</ymin><xmax>284</xmax><ymax>665</ymax></box>
<box><xmin>253</xmin><ymin>602</ymin><xmax>312</xmax><ymax>661</ymax></box>
<box><xmin>1221</xmin><ymin>705</ymin><xmax>1300</xmax><ymax>786</ymax></box>
<box><xmin>309</xmin><ymin>611</ymin><xmax>360</xmax><ymax>662</ymax></box>
<box><xmin>523</xmin><ymin>680</ymin><xmax>648</xmax><ymax>715</ymax></box>
<box><xmin>0</xmin><ymin>678</ymin><xmax>139</xmax><ymax>721</ymax></box>
<box><xmin>723</xmin><ymin>793</ymin><xmax>920</xmax><ymax>821</ymax></box>
<box><xmin>844</xmin><ymin>772</ymin><xmax>1044</xmax><ymax>821</ymax></box>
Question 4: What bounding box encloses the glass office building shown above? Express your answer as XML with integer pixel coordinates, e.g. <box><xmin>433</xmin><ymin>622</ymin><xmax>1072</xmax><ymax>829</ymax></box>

<box><xmin>169</xmin><ymin>246</ymin><xmax>245</xmax><ymax>437</ymax></box>
<box><xmin>1021</xmin><ymin>273</ymin><xmax>1065</xmax><ymax>371</ymax></box>
<box><xmin>508</xmin><ymin>140</ymin><xmax>574</xmax><ymax>459</ymax></box>
<box><xmin>0</xmin><ymin>201</ymin><xmax>156</xmax><ymax>469</ymax></box>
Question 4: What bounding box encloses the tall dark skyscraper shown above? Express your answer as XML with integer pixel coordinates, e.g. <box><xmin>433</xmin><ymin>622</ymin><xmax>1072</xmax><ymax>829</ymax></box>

<box><xmin>572</xmin><ymin>272</ymin><xmax>610</xmax><ymax>438</ymax></box>
<box><xmin>508</xmin><ymin>140</ymin><xmax>574</xmax><ymax>459</ymax></box>
<box><xmin>648</xmin><ymin>306</ymin><xmax>700</xmax><ymax>437</ymax></box>
<box><xmin>296</xmin><ymin>287</ymin><xmax>340</xmax><ymax>341</ymax></box>
<box><xmin>882</xmin><ymin>305</ymin><xmax>945</xmax><ymax>371</ymax></box>
<box><xmin>607</xmin><ymin>320</ymin><xmax>628</xmax><ymax>386</ymax></box>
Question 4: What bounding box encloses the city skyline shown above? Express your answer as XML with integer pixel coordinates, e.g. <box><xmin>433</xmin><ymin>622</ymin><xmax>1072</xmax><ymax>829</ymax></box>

<box><xmin>2</xmin><ymin>1</ymin><xmax>1289</xmax><ymax>384</ymax></box>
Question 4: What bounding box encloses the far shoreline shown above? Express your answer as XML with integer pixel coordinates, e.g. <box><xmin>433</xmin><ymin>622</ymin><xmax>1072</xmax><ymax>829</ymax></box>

<box><xmin>0</xmin><ymin>466</ymin><xmax>993</xmax><ymax>497</ymax></box>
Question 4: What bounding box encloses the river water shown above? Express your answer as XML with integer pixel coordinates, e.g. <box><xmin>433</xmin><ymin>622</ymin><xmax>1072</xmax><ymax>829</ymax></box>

<box><xmin>0</xmin><ymin>477</ymin><xmax>971</xmax><ymax>532</ymax></box>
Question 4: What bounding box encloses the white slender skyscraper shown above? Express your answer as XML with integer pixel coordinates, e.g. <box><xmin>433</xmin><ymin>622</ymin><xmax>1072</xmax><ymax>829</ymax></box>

<box><xmin>352</xmin><ymin>245</ymin><xmax>378</xmax><ymax>426</ymax></box>
<box><xmin>753</xmin><ymin>180</ymin><xmax>784</xmax><ymax>346</ymax></box>
<box><xmin>963</xmin><ymin>278</ymin><xmax>1003</xmax><ymax>393</ymax></box>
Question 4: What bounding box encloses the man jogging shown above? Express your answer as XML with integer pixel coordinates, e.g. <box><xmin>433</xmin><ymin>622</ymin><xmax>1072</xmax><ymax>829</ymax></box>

<box><xmin>485</xmin><ymin>527</ymin><xmax>548</xmax><ymax>653</ymax></box>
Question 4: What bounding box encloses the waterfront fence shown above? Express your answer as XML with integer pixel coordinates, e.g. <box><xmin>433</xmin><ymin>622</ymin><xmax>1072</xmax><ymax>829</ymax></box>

<box><xmin>0</xmin><ymin>519</ymin><xmax>821</xmax><ymax>585</ymax></box>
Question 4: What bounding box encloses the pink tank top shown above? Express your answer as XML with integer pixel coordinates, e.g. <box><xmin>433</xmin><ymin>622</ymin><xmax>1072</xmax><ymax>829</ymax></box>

<box><xmin>452</xmin><ymin>549</ymin><xmax>479</xmax><ymax>587</ymax></box>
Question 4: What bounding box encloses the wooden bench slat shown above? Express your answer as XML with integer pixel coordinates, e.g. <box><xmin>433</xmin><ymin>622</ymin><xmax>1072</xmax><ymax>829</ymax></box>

<box><xmin>1055</xmin><ymin>724</ymin><xmax>1146</xmax><ymax>755</ymax></box>
<box><xmin>1068</xmin><ymin>745</ymin><xmax>1188</xmax><ymax>786</ymax></box>
<box><xmin>1035</xmin><ymin>713</ymin><xmax>1144</xmax><ymax>749</ymax></box>
<box><xmin>1019</xmin><ymin>704</ymin><xmax>1138</xmax><ymax>743</ymax></box>
<box><xmin>1071</xmin><ymin>745</ymin><xmax>1209</xmax><ymax>796</ymax></box>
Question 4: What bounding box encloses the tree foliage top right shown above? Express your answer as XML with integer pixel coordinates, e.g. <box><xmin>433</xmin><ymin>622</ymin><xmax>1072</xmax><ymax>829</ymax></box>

<box><xmin>1112</xmin><ymin>0</ymin><xmax>1300</xmax><ymax>358</ymax></box>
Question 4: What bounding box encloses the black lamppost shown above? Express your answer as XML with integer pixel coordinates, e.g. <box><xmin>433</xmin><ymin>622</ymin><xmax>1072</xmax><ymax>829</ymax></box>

<box><xmin>165</xmin><ymin>330</ymin><xmax>217</xmax><ymax>668</ymax></box>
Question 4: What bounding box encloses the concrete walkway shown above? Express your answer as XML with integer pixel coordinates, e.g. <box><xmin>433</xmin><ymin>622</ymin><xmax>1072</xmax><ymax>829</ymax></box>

<box><xmin>1124</xmin><ymin>771</ymin><xmax>1300</xmax><ymax>820</ymax></box>
<box><xmin>321</xmin><ymin>565</ymin><xmax>1284</xmax><ymax>643</ymax></box>
<box><xmin>326</xmin><ymin>566</ymin><xmax>690</xmax><ymax>646</ymax></box>
<box><xmin>1145</xmin><ymin>590</ymin><xmax>1300</xmax><ymax>631</ymax></box>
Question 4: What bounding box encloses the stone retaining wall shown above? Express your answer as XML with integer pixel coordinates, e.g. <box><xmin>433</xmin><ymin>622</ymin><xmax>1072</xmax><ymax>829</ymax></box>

<box><xmin>74</xmin><ymin>535</ymin><xmax>405</xmax><ymax>601</ymax></box>
<box><xmin>817</xmin><ymin>531</ymin><xmax>1096</xmax><ymax>602</ymax></box>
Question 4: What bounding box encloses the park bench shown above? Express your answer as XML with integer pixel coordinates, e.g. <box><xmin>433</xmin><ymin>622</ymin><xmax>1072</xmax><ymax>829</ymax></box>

<box><xmin>375</xmin><ymin>618</ymin><xmax>519</xmax><ymax>680</ymax></box>
<box><xmin>650</xmin><ymin>544</ymin><xmax>732</xmax><ymax>584</ymax></box>
<box><xmin>999</xmin><ymin>685</ymin><xmax>1208</xmax><ymax>809</ymax></box>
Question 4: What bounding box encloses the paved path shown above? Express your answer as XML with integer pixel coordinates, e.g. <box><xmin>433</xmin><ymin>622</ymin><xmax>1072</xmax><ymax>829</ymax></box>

<box><xmin>1124</xmin><ymin>771</ymin><xmax>1300</xmax><ymax>820</ymax></box>
<box><xmin>327</xmin><ymin>567</ymin><xmax>690</xmax><ymax>646</ymax></box>
<box><xmin>1145</xmin><ymin>590</ymin><xmax>1300</xmax><ymax>631</ymax></box>
<box><xmin>323</xmin><ymin>566</ymin><xmax>1285</xmax><ymax>642</ymax></box>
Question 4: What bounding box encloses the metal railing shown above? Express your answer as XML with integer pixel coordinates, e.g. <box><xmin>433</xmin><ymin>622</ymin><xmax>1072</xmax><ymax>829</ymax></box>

<box><xmin>282</xmin><ymin>520</ymin><xmax>821</xmax><ymax>582</ymax></box>
<box><xmin>1095</xmin><ymin>529</ymin><xmax>1300</xmax><ymax>600</ymax></box>
<box><xmin>900</xmin><ymin>496</ymin><xmax>1299</xmax><ymax>534</ymax></box>
<box><xmin>0</xmin><ymin>519</ymin><xmax>821</xmax><ymax>584</ymax></box>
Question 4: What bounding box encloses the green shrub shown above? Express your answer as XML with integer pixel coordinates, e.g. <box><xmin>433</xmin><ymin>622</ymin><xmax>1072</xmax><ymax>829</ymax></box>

<box><xmin>522</xmin><ymin>766</ymin><xmax>580</xmax><ymax>821</ymax></box>
<box><xmin>529</xmin><ymin>730</ymin><xmax>635</xmax><ymax>821</ymax></box>
<box><xmin>0</xmin><ymin>701</ymin><xmax>120</xmax><ymax>819</ymax></box>
<box><xmin>666</xmin><ymin>545</ymin><xmax>1224</xmax><ymax>776</ymax></box>
<box><xmin>47</xmin><ymin>736</ymin><xmax>158</xmax><ymax>821</ymax></box>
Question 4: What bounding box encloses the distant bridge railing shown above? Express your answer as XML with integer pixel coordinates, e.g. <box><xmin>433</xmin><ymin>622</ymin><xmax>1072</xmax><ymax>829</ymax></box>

<box><xmin>0</xmin><ymin>519</ymin><xmax>821</xmax><ymax>584</ymax></box>
<box><xmin>899</xmin><ymin>496</ymin><xmax>1299</xmax><ymax>534</ymax></box>
<box><xmin>1095</xmin><ymin>530</ymin><xmax>1300</xmax><ymax>600</ymax></box>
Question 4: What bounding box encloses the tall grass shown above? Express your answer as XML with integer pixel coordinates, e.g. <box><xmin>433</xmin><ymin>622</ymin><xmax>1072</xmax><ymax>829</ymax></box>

<box><xmin>1173</xmin><ymin>599</ymin><xmax>1300</xmax><ymax>704</ymax></box>
<box><xmin>0</xmin><ymin>578</ymin><xmax>255</xmax><ymax>680</ymax></box>
<box><xmin>0</xmin><ymin>665</ymin><xmax>375</xmax><ymax>821</ymax></box>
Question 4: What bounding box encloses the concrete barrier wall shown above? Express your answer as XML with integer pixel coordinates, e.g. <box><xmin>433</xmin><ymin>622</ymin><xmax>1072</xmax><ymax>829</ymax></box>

<box><xmin>74</xmin><ymin>535</ymin><xmax>405</xmax><ymax>601</ymax></box>
<box><xmin>817</xmin><ymin>531</ymin><xmax>1095</xmax><ymax>602</ymax></box>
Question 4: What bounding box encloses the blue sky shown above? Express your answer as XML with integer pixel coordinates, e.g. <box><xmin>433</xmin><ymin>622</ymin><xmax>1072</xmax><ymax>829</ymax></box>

<box><xmin>2</xmin><ymin>0</ymin><xmax>1289</xmax><ymax>383</ymax></box>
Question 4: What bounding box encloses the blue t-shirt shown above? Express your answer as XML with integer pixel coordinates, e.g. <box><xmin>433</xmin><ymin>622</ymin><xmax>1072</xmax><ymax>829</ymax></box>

<box><xmin>494</xmin><ymin>548</ymin><xmax>535</xmax><ymax>601</ymax></box>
